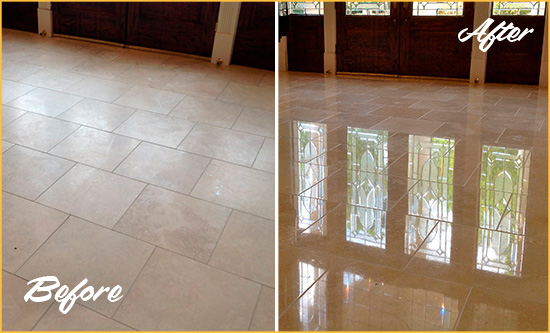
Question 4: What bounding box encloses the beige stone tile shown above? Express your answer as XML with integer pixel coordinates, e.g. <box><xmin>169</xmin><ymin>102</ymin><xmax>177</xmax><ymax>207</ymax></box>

<box><xmin>112</xmin><ymin>49</ymin><xmax>170</xmax><ymax>67</ymax></box>
<box><xmin>169</xmin><ymin>96</ymin><xmax>243</xmax><ymax>128</ymax></box>
<box><xmin>218</xmin><ymin>82</ymin><xmax>275</xmax><ymax>110</ymax></box>
<box><xmin>2</xmin><ymin>113</ymin><xmax>80</xmax><ymax>151</ymax></box>
<box><xmin>210</xmin><ymin>211</ymin><xmax>275</xmax><ymax>286</ymax></box>
<box><xmin>58</xmin><ymin>98</ymin><xmax>136</xmax><ymax>131</ymax></box>
<box><xmin>113</xmin><ymin>249</ymin><xmax>260</xmax><ymax>331</ymax></box>
<box><xmin>205</xmin><ymin>65</ymin><xmax>267</xmax><ymax>86</ymax></box>
<box><xmin>113</xmin><ymin>66</ymin><xmax>177</xmax><ymax>89</ymax></box>
<box><xmin>250</xmin><ymin>286</ymin><xmax>275</xmax><ymax>331</ymax></box>
<box><xmin>114</xmin><ymin>85</ymin><xmax>185</xmax><ymax>114</ymax></box>
<box><xmin>2</xmin><ymin>141</ymin><xmax>14</xmax><ymax>152</ymax></box>
<box><xmin>456</xmin><ymin>289</ymin><xmax>547</xmax><ymax>331</ymax></box>
<box><xmin>369</xmin><ymin>105</ymin><xmax>429</xmax><ymax>119</ymax></box>
<box><xmin>233</xmin><ymin>107</ymin><xmax>275</xmax><ymax>138</ymax></box>
<box><xmin>34</xmin><ymin>303</ymin><xmax>134</xmax><ymax>331</ymax></box>
<box><xmin>66</xmin><ymin>77</ymin><xmax>132</xmax><ymax>102</ymax></box>
<box><xmin>18</xmin><ymin>217</ymin><xmax>154</xmax><ymax>317</ymax></box>
<box><xmin>2</xmin><ymin>105</ymin><xmax>26</xmax><ymax>126</ymax></box>
<box><xmin>115</xmin><ymin>185</ymin><xmax>231</xmax><ymax>262</ymax></box>
<box><xmin>115</xmin><ymin>142</ymin><xmax>209</xmax><ymax>194</ymax></box>
<box><xmin>37</xmin><ymin>164</ymin><xmax>146</xmax><ymax>227</ymax></box>
<box><xmin>2</xmin><ymin>59</ymin><xmax>43</xmax><ymax>81</ymax></box>
<box><xmin>163</xmin><ymin>73</ymin><xmax>228</xmax><ymax>99</ymax></box>
<box><xmin>7</xmin><ymin>87</ymin><xmax>83</xmax><ymax>117</ymax></box>
<box><xmin>20</xmin><ymin>68</ymin><xmax>84</xmax><ymax>91</ymax></box>
<box><xmin>191</xmin><ymin>160</ymin><xmax>274</xmax><ymax>219</ymax></box>
<box><xmin>50</xmin><ymin>127</ymin><xmax>140</xmax><ymax>171</ymax></box>
<box><xmin>253</xmin><ymin>138</ymin><xmax>274</xmax><ymax>173</ymax></box>
<box><xmin>179</xmin><ymin>123</ymin><xmax>264</xmax><ymax>166</ymax></box>
<box><xmin>2</xmin><ymin>272</ymin><xmax>53</xmax><ymax>331</ymax></box>
<box><xmin>371</xmin><ymin>116</ymin><xmax>443</xmax><ymax>136</ymax></box>
<box><xmin>2</xmin><ymin>192</ymin><xmax>68</xmax><ymax>272</ymax></box>
<box><xmin>71</xmin><ymin>57</ymin><xmax>131</xmax><ymax>79</ymax></box>
<box><xmin>3</xmin><ymin>145</ymin><xmax>75</xmax><ymax>200</ymax></box>
<box><xmin>159</xmin><ymin>55</ymin><xmax>215</xmax><ymax>75</ymax></box>
<box><xmin>2</xmin><ymin>79</ymin><xmax>35</xmax><ymax>104</ymax></box>
<box><xmin>114</xmin><ymin>110</ymin><xmax>195</xmax><ymax>148</ymax></box>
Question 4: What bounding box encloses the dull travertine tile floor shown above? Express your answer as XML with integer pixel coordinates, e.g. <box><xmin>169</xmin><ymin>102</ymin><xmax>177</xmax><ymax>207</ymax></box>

<box><xmin>2</xmin><ymin>28</ymin><xmax>275</xmax><ymax>331</ymax></box>
<box><xmin>279</xmin><ymin>71</ymin><xmax>548</xmax><ymax>331</ymax></box>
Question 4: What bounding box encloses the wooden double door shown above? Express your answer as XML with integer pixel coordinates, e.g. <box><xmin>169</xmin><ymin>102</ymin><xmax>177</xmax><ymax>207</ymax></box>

<box><xmin>53</xmin><ymin>2</ymin><xmax>219</xmax><ymax>57</ymax></box>
<box><xmin>336</xmin><ymin>2</ymin><xmax>474</xmax><ymax>79</ymax></box>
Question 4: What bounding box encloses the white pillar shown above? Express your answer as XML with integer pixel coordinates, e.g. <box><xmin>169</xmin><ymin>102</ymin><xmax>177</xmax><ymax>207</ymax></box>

<box><xmin>210</xmin><ymin>2</ymin><xmax>241</xmax><ymax>66</ymax></box>
<box><xmin>37</xmin><ymin>2</ymin><xmax>53</xmax><ymax>36</ymax></box>
<box><xmin>469</xmin><ymin>2</ymin><xmax>491</xmax><ymax>83</ymax></box>
<box><xmin>324</xmin><ymin>2</ymin><xmax>337</xmax><ymax>74</ymax></box>
<box><xmin>539</xmin><ymin>11</ymin><xmax>548</xmax><ymax>87</ymax></box>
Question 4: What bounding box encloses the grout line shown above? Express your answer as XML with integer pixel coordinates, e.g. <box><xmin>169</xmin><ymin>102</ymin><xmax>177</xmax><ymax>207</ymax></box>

<box><xmin>452</xmin><ymin>287</ymin><xmax>473</xmax><ymax>331</ymax></box>
<box><xmin>29</xmin><ymin>301</ymin><xmax>56</xmax><ymax>331</ymax></box>
<box><xmin>206</xmin><ymin>209</ymin><xmax>234</xmax><ymax>265</ymax></box>
<box><xmin>278</xmin><ymin>270</ymin><xmax>328</xmax><ymax>319</ymax></box>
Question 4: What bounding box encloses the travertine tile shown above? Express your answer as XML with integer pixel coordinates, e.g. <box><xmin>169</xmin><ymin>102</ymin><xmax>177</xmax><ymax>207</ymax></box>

<box><xmin>250</xmin><ymin>287</ymin><xmax>275</xmax><ymax>331</ymax></box>
<box><xmin>253</xmin><ymin>138</ymin><xmax>275</xmax><ymax>173</ymax></box>
<box><xmin>233</xmin><ymin>107</ymin><xmax>275</xmax><ymax>138</ymax></box>
<box><xmin>66</xmin><ymin>77</ymin><xmax>132</xmax><ymax>102</ymax></box>
<box><xmin>7</xmin><ymin>87</ymin><xmax>83</xmax><ymax>117</ymax></box>
<box><xmin>58</xmin><ymin>98</ymin><xmax>136</xmax><ymax>131</ymax></box>
<box><xmin>20</xmin><ymin>68</ymin><xmax>84</xmax><ymax>91</ymax></box>
<box><xmin>163</xmin><ymin>73</ymin><xmax>228</xmax><ymax>99</ymax></box>
<box><xmin>218</xmin><ymin>82</ymin><xmax>274</xmax><ymax>110</ymax></box>
<box><xmin>114</xmin><ymin>85</ymin><xmax>185</xmax><ymax>114</ymax></box>
<box><xmin>114</xmin><ymin>110</ymin><xmax>195</xmax><ymax>148</ymax></box>
<box><xmin>191</xmin><ymin>160</ymin><xmax>275</xmax><ymax>219</ymax></box>
<box><xmin>113</xmin><ymin>249</ymin><xmax>261</xmax><ymax>331</ymax></box>
<box><xmin>2</xmin><ymin>79</ymin><xmax>35</xmax><ymax>104</ymax></box>
<box><xmin>18</xmin><ymin>217</ymin><xmax>154</xmax><ymax>317</ymax></box>
<box><xmin>2</xmin><ymin>105</ymin><xmax>26</xmax><ymax>126</ymax></box>
<box><xmin>115</xmin><ymin>185</ymin><xmax>231</xmax><ymax>262</ymax></box>
<box><xmin>114</xmin><ymin>142</ymin><xmax>209</xmax><ymax>194</ymax></box>
<box><xmin>37</xmin><ymin>164</ymin><xmax>146</xmax><ymax>227</ymax></box>
<box><xmin>210</xmin><ymin>211</ymin><xmax>275</xmax><ymax>286</ymax></box>
<box><xmin>50</xmin><ymin>127</ymin><xmax>140</xmax><ymax>171</ymax></box>
<box><xmin>3</xmin><ymin>145</ymin><xmax>75</xmax><ymax>199</ymax></box>
<box><xmin>170</xmin><ymin>96</ymin><xmax>243</xmax><ymax>128</ymax></box>
<box><xmin>179</xmin><ymin>123</ymin><xmax>264</xmax><ymax>166</ymax></box>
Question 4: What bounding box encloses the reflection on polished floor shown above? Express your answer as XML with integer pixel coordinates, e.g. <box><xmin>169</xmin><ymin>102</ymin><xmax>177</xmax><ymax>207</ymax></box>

<box><xmin>279</xmin><ymin>72</ymin><xmax>548</xmax><ymax>331</ymax></box>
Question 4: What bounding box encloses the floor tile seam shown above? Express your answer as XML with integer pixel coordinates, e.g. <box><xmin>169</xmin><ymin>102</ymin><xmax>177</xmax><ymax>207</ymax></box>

<box><xmin>289</xmin><ymin>202</ymin><xmax>346</xmax><ymax>237</ymax></box>
<box><xmin>210</xmin><ymin>77</ymin><xmax>231</xmax><ymax>103</ymax></box>
<box><xmin>1</xmin><ymin>109</ymin><xmax>28</xmax><ymax>127</ymax></box>
<box><xmin>250</xmin><ymin>137</ymin><xmax>268</xmax><ymax>169</ymax></box>
<box><xmin>30</xmin><ymin>161</ymin><xmax>79</xmax><ymax>202</ymax></box>
<box><xmin>4</xmin><ymin>65</ymin><xmax>44</xmax><ymax>83</ymax></box>
<box><xmin>180</xmin><ymin>118</ymin><xmax>272</xmax><ymax>144</ymax></box>
<box><xmin>3</xmin><ymin>84</ymin><xmax>40</xmax><ymax>105</ymax></box>
<box><xmin>109</xmin><ymin>107</ymin><xmax>140</xmax><ymax>133</ymax></box>
<box><xmin>494</xmin><ymin>192</ymin><xmax>516</xmax><ymax>231</ymax></box>
<box><xmin>451</xmin><ymin>287</ymin><xmax>473</xmax><ymax>331</ymax></box>
<box><xmin>111</xmin><ymin>140</ymin><xmax>146</xmax><ymax>174</ymax></box>
<box><xmin>278</xmin><ymin>270</ymin><xmax>329</xmax><ymax>319</ymax></box>
<box><xmin>1</xmin><ymin>142</ymin><xmax>17</xmax><ymax>154</ymax></box>
<box><xmin>28</xmin><ymin>300</ymin><xmax>56</xmax><ymax>331</ymax></box>
<box><xmin>247</xmin><ymin>281</ymin><xmax>264</xmax><ymax>331</ymax></box>
<box><xmin>205</xmin><ymin>208</ymin><xmax>235</xmax><ymax>265</ymax></box>
<box><xmin>13</xmin><ymin>214</ymin><xmax>72</xmax><ymax>276</ymax></box>
<box><xmin>293</xmin><ymin>167</ymin><xmax>344</xmax><ymax>197</ymax></box>
<box><xmin>401</xmin><ymin>219</ymin><xmax>441</xmax><ymax>272</ymax></box>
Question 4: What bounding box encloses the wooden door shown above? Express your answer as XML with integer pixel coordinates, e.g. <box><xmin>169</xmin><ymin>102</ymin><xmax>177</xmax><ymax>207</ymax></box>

<box><xmin>3</xmin><ymin>2</ymin><xmax>38</xmax><ymax>33</ymax></box>
<box><xmin>399</xmin><ymin>2</ymin><xmax>474</xmax><ymax>78</ymax></box>
<box><xmin>486</xmin><ymin>4</ymin><xmax>546</xmax><ymax>85</ymax></box>
<box><xmin>287</xmin><ymin>15</ymin><xmax>324</xmax><ymax>73</ymax></box>
<box><xmin>125</xmin><ymin>2</ymin><xmax>219</xmax><ymax>57</ymax></box>
<box><xmin>336</xmin><ymin>2</ymin><xmax>399</xmax><ymax>74</ymax></box>
<box><xmin>232</xmin><ymin>2</ymin><xmax>275</xmax><ymax>70</ymax></box>
<box><xmin>52</xmin><ymin>2</ymin><xmax>127</xmax><ymax>43</ymax></box>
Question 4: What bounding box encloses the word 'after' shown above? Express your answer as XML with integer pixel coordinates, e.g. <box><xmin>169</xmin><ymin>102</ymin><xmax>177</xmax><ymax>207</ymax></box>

<box><xmin>24</xmin><ymin>276</ymin><xmax>123</xmax><ymax>314</ymax></box>
<box><xmin>458</xmin><ymin>18</ymin><xmax>534</xmax><ymax>52</ymax></box>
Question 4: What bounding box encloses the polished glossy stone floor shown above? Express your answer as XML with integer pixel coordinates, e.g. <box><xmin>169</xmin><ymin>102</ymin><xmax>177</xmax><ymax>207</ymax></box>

<box><xmin>2</xmin><ymin>29</ymin><xmax>275</xmax><ymax>331</ymax></box>
<box><xmin>279</xmin><ymin>72</ymin><xmax>548</xmax><ymax>331</ymax></box>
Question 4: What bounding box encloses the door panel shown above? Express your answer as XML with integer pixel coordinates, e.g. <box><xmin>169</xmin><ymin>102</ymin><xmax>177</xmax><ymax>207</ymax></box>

<box><xmin>232</xmin><ymin>2</ymin><xmax>275</xmax><ymax>70</ymax></box>
<box><xmin>336</xmin><ymin>2</ymin><xmax>399</xmax><ymax>74</ymax></box>
<box><xmin>126</xmin><ymin>2</ymin><xmax>219</xmax><ymax>57</ymax></box>
<box><xmin>399</xmin><ymin>2</ymin><xmax>474</xmax><ymax>78</ymax></box>
<box><xmin>3</xmin><ymin>2</ymin><xmax>38</xmax><ymax>33</ymax></box>
<box><xmin>486</xmin><ymin>15</ymin><xmax>545</xmax><ymax>84</ymax></box>
<box><xmin>287</xmin><ymin>15</ymin><xmax>324</xmax><ymax>73</ymax></box>
<box><xmin>52</xmin><ymin>2</ymin><xmax>127</xmax><ymax>43</ymax></box>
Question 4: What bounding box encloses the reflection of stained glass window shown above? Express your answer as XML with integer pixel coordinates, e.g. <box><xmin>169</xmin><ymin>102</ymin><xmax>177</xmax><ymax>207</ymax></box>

<box><xmin>295</xmin><ymin>121</ymin><xmax>328</xmax><ymax>234</ymax></box>
<box><xmin>405</xmin><ymin>216</ymin><xmax>438</xmax><ymax>255</ymax></box>
<box><xmin>493</xmin><ymin>2</ymin><xmax>546</xmax><ymax>16</ymax></box>
<box><xmin>413</xmin><ymin>2</ymin><xmax>464</xmax><ymax>16</ymax></box>
<box><xmin>346</xmin><ymin>2</ymin><xmax>391</xmax><ymax>16</ymax></box>
<box><xmin>477</xmin><ymin>145</ymin><xmax>530</xmax><ymax>276</ymax></box>
<box><xmin>408</xmin><ymin>135</ymin><xmax>455</xmax><ymax>221</ymax></box>
<box><xmin>287</xmin><ymin>2</ymin><xmax>324</xmax><ymax>15</ymax></box>
<box><xmin>298</xmin><ymin>262</ymin><xmax>327</xmax><ymax>330</ymax></box>
<box><xmin>346</xmin><ymin>128</ymin><xmax>388</xmax><ymax>248</ymax></box>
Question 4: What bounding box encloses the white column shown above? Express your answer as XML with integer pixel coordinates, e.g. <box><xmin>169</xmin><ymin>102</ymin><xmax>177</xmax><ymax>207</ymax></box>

<box><xmin>210</xmin><ymin>2</ymin><xmax>241</xmax><ymax>66</ymax></box>
<box><xmin>324</xmin><ymin>2</ymin><xmax>337</xmax><ymax>74</ymax></box>
<box><xmin>469</xmin><ymin>2</ymin><xmax>491</xmax><ymax>83</ymax></box>
<box><xmin>279</xmin><ymin>36</ymin><xmax>288</xmax><ymax>71</ymax></box>
<box><xmin>37</xmin><ymin>2</ymin><xmax>53</xmax><ymax>36</ymax></box>
<box><xmin>539</xmin><ymin>11</ymin><xmax>548</xmax><ymax>87</ymax></box>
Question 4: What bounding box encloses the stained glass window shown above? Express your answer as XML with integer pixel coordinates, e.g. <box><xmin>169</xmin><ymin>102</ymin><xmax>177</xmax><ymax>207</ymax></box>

<box><xmin>476</xmin><ymin>145</ymin><xmax>530</xmax><ymax>276</ymax></box>
<box><xmin>279</xmin><ymin>2</ymin><xmax>289</xmax><ymax>16</ymax></box>
<box><xmin>346</xmin><ymin>128</ymin><xmax>389</xmax><ymax>248</ymax></box>
<box><xmin>493</xmin><ymin>2</ymin><xmax>546</xmax><ymax>16</ymax></box>
<box><xmin>346</xmin><ymin>2</ymin><xmax>391</xmax><ymax>16</ymax></box>
<box><xmin>287</xmin><ymin>2</ymin><xmax>324</xmax><ymax>15</ymax></box>
<box><xmin>412</xmin><ymin>2</ymin><xmax>464</xmax><ymax>16</ymax></box>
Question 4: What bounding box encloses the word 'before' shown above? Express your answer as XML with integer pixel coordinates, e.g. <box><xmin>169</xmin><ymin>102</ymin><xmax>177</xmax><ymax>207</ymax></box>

<box><xmin>24</xmin><ymin>276</ymin><xmax>123</xmax><ymax>314</ymax></box>
<box><xmin>458</xmin><ymin>17</ymin><xmax>534</xmax><ymax>52</ymax></box>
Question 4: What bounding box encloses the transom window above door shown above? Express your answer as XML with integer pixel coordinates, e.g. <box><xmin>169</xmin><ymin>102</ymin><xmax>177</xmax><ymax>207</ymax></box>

<box><xmin>345</xmin><ymin>2</ymin><xmax>391</xmax><ymax>16</ymax></box>
<box><xmin>280</xmin><ymin>2</ymin><xmax>324</xmax><ymax>16</ymax></box>
<box><xmin>412</xmin><ymin>2</ymin><xmax>464</xmax><ymax>16</ymax></box>
<box><xmin>492</xmin><ymin>2</ymin><xmax>546</xmax><ymax>16</ymax></box>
